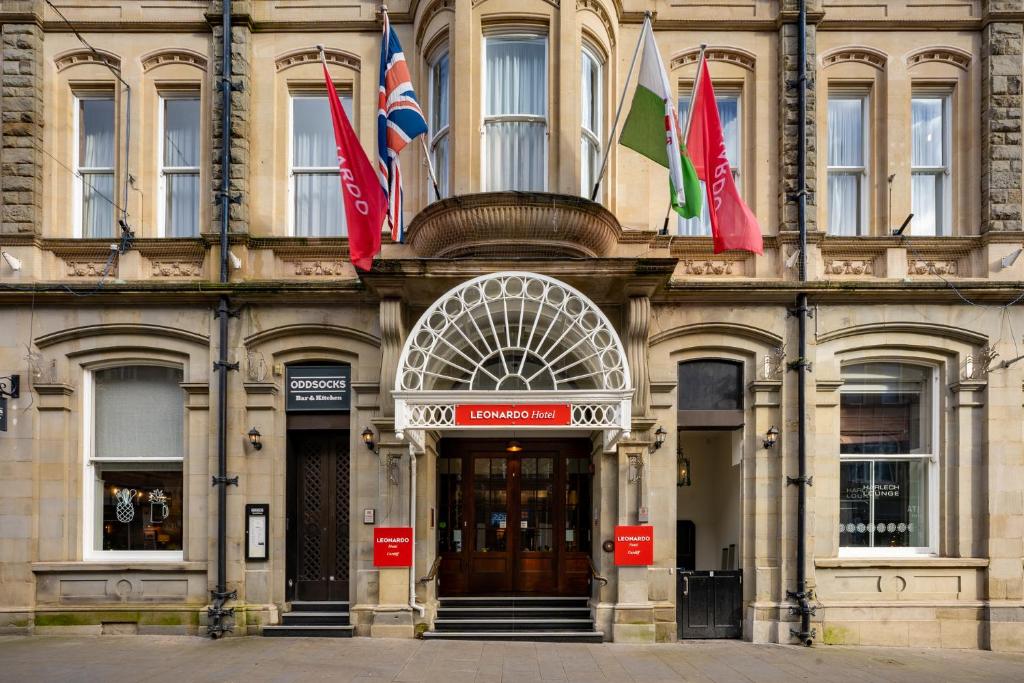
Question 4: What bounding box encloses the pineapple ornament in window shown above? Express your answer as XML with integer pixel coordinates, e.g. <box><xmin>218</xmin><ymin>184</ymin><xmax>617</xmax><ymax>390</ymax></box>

<box><xmin>114</xmin><ymin>488</ymin><xmax>137</xmax><ymax>523</ymax></box>
<box><xmin>149</xmin><ymin>489</ymin><xmax>170</xmax><ymax>523</ymax></box>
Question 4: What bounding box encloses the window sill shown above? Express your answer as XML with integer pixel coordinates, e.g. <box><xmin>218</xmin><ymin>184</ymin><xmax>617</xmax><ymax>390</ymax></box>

<box><xmin>816</xmin><ymin>557</ymin><xmax>989</xmax><ymax>569</ymax></box>
<box><xmin>32</xmin><ymin>560</ymin><xmax>206</xmax><ymax>573</ymax></box>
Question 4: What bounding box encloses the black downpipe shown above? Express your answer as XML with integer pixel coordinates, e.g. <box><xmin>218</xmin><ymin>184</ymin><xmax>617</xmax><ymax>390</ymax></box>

<box><xmin>209</xmin><ymin>0</ymin><xmax>237</xmax><ymax>638</ymax></box>
<box><xmin>790</xmin><ymin>0</ymin><xmax>814</xmax><ymax>647</ymax></box>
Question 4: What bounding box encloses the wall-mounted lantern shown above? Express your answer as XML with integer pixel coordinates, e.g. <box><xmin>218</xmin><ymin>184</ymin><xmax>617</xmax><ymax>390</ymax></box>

<box><xmin>361</xmin><ymin>426</ymin><xmax>377</xmax><ymax>453</ymax></box>
<box><xmin>677</xmin><ymin>448</ymin><xmax>691</xmax><ymax>488</ymax></box>
<box><xmin>247</xmin><ymin>427</ymin><xmax>263</xmax><ymax>451</ymax></box>
<box><xmin>650</xmin><ymin>426</ymin><xmax>667</xmax><ymax>452</ymax></box>
<box><xmin>763</xmin><ymin>425</ymin><xmax>780</xmax><ymax>450</ymax></box>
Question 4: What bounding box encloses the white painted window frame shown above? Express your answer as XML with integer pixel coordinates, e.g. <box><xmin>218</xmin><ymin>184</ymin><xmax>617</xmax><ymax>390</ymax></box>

<box><xmin>827</xmin><ymin>91</ymin><xmax>870</xmax><ymax>236</ymax></box>
<box><xmin>481</xmin><ymin>31</ymin><xmax>549</xmax><ymax>192</ymax></box>
<box><xmin>580</xmin><ymin>43</ymin><xmax>603</xmax><ymax>198</ymax></box>
<box><xmin>72</xmin><ymin>91</ymin><xmax>116</xmax><ymax>239</ymax></box>
<box><xmin>837</xmin><ymin>363</ymin><xmax>940</xmax><ymax>557</ymax></box>
<box><xmin>287</xmin><ymin>90</ymin><xmax>350</xmax><ymax>237</ymax></box>
<box><xmin>911</xmin><ymin>90</ymin><xmax>953</xmax><ymax>237</ymax></box>
<box><xmin>157</xmin><ymin>92</ymin><xmax>201</xmax><ymax>238</ymax></box>
<box><xmin>428</xmin><ymin>46</ymin><xmax>450</xmax><ymax>202</ymax></box>
<box><xmin>677</xmin><ymin>90</ymin><xmax>741</xmax><ymax>236</ymax></box>
<box><xmin>82</xmin><ymin>366</ymin><xmax>185</xmax><ymax>561</ymax></box>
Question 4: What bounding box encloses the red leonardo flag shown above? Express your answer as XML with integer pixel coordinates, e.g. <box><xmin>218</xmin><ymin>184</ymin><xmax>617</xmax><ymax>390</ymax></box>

<box><xmin>323</xmin><ymin>63</ymin><xmax>387</xmax><ymax>270</ymax></box>
<box><xmin>685</xmin><ymin>60</ymin><xmax>763</xmax><ymax>255</ymax></box>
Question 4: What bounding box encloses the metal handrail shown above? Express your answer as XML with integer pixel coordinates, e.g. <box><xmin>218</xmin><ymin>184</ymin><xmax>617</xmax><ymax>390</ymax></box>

<box><xmin>588</xmin><ymin>557</ymin><xmax>608</xmax><ymax>586</ymax></box>
<box><xmin>417</xmin><ymin>556</ymin><xmax>442</xmax><ymax>584</ymax></box>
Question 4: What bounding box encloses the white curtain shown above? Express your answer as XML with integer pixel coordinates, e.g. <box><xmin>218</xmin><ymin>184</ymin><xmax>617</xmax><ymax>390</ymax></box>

<box><xmin>293</xmin><ymin>97</ymin><xmax>346</xmax><ymax>236</ymax></box>
<box><xmin>828</xmin><ymin>98</ymin><xmax>864</xmax><ymax>235</ymax></box>
<box><xmin>94</xmin><ymin>366</ymin><xmax>184</xmax><ymax>460</ymax></box>
<box><xmin>911</xmin><ymin>98</ymin><xmax>945</xmax><ymax>235</ymax></box>
<box><xmin>580</xmin><ymin>49</ymin><xmax>601</xmax><ymax>196</ymax></box>
<box><xmin>163</xmin><ymin>98</ymin><xmax>200</xmax><ymax>237</ymax></box>
<box><xmin>80</xmin><ymin>99</ymin><xmax>115</xmax><ymax>238</ymax></box>
<box><xmin>485</xmin><ymin>36</ymin><xmax>546</xmax><ymax>191</ymax></box>
<box><xmin>432</xmin><ymin>135</ymin><xmax>449</xmax><ymax>201</ymax></box>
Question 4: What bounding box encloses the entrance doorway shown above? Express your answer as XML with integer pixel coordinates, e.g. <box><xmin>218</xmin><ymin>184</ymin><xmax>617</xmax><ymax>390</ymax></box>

<box><xmin>286</xmin><ymin>430</ymin><xmax>350</xmax><ymax>602</ymax></box>
<box><xmin>436</xmin><ymin>438</ymin><xmax>592</xmax><ymax>596</ymax></box>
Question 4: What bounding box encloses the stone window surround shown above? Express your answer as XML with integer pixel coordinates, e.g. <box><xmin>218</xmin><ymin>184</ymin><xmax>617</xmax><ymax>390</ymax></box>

<box><xmin>81</xmin><ymin>360</ymin><xmax>188</xmax><ymax>562</ymax></box>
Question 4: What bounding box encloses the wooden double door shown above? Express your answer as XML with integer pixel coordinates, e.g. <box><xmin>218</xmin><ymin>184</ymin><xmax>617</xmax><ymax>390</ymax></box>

<box><xmin>437</xmin><ymin>439</ymin><xmax>593</xmax><ymax>596</ymax></box>
<box><xmin>286</xmin><ymin>430</ymin><xmax>350</xmax><ymax>602</ymax></box>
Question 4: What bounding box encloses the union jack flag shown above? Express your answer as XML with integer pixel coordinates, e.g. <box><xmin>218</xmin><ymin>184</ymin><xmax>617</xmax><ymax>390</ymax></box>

<box><xmin>377</xmin><ymin>10</ymin><xmax>428</xmax><ymax>242</ymax></box>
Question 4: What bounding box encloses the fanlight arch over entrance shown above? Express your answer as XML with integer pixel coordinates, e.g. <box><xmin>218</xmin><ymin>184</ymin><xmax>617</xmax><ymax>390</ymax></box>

<box><xmin>394</xmin><ymin>272</ymin><xmax>633</xmax><ymax>452</ymax></box>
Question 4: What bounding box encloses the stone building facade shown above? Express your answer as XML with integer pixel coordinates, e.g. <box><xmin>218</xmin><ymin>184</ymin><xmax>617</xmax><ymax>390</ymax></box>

<box><xmin>0</xmin><ymin>0</ymin><xmax>1023</xmax><ymax>651</ymax></box>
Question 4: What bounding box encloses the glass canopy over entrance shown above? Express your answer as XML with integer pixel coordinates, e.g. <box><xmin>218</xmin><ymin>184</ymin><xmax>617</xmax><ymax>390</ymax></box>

<box><xmin>394</xmin><ymin>272</ymin><xmax>633</xmax><ymax>452</ymax></box>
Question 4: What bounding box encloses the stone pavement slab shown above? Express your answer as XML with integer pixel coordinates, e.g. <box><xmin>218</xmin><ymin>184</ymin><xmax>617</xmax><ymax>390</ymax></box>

<box><xmin>1</xmin><ymin>636</ymin><xmax>1023</xmax><ymax>683</ymax></box>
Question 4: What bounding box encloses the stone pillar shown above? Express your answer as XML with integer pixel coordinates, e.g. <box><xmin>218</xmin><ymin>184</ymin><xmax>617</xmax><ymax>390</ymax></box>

<box><xmin>626</xmin><ymin>296</ymin><xmax>651</xmax><ymax>417</ymax></box>
<box><xmin>747</xmin><ymin>379</ymin><xmax>783</xmax><ymax>642</ymax></box>
<box><xmin>612</xmin><ymin>441</ymin><xmax>655</xmax><ymax>643</ymax></box>
<box><xmin>209</xmin><ymin>2</ymin><xmax>251</xmax><ymax>233</ymax></box>
<box><xmin>777</xmin><ymin>1</ymin><xmax>817</xmax><ymax>234</ymax></box>
<box><xmin>1</xmin><ymin>21</ymin><xmax>44</xmax><ymax>235</ymax></box>
<box><xmin>379</xmin><ymin>298</ymin><xmax>406</xmax><ymax>418</ymax></box>
<box><xmin>981</xmin><ymin>9</ymin><xmax>1023</xmax><ymax>232</ymax></box>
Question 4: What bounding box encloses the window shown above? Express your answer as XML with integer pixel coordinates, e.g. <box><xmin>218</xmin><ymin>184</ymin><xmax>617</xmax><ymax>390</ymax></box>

<box><xmin>483</xmin><ymin>34</ymin><xmax>547</xmax><ymax>191</ymax></box>
<box><xmin>911</xmin><ymin>94</ymin><xmax>951</xmax><ymax>236</ymax></box>
<box><xmin>678</xmin><ymin>360</ymin><xmax>744</xmax><ymax>411</ymax></box>
<box><xmin>75</xmin><ymin>95</ymin><xmax>116</xmax><ymax>238</ymax></box>
<box><xmin>581</xmin><ymin>46</ymin><xmax>603</xmax><ymax>197</ymax></box>
<box><xmin>291</xmin><ymin>94</ymin><xmax>350</xmax><ymax>236</ymax></box>
<box><xmin>827</xmin><ymin>95</ymin><xmax>868</xmax><ymax>235</ymax></box>
<box><xmin>85</xmin><ymin>366</ymin><xmax>185</xmax><ymax>558</ymax></box>
<box><xmin>839</xmin><ymin>363</ymin><xmax>936</xmax><ymax>555</ymax></box>
<box><xmin>428</xmin><ymin>49</ymin><xmax>451</xmax><ymax>201</ymax></box>
<box><xmin>677</xmin><ymin>93</ymin><xmax>740</xmax><ymax>236</ymax></box>
<box><xmin>159</xmin><ymin>96</ymin><xmax>201</xmax><ymax>237</ymax></box>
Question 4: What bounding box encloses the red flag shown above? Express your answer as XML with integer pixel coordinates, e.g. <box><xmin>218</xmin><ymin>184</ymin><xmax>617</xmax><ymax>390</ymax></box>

<box><xmin>686</xmin><ymin>60</ymin><xmax>763</xmax><ymax>254</ymax></box>
<box><xmin>324</xmin><ymin>63</ymin><xmax>387</xmax><ymax>271</ymax></box>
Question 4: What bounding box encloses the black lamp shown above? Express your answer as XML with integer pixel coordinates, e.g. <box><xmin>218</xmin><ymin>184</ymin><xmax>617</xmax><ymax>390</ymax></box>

<box><xmin>361</xmin><ymin>427</ymin><xmax>376</xmax><ymax>453</ymax></box>
<box><xmin>247</xmin><ymin>427</ymin><xmax>262</xmax><ymax>451</ymax></box>
<box><xmin>506</xmin><ymin>440</ymin><xmax>523</xmax><ymax>453</ymax></box>
<box><xmin>763</xmin><ymin>425</ymin><xmax>780</xmax><ymax>450</ymax></box>
<box><xmin>651</xmin><ymin>426</ymin><xmax>667</xmax><ymax>452</ymax></box>
<box><xmin>677</xmin><ymin>449</ymin><xmax>691</xmax><ymax>487</ymax></box>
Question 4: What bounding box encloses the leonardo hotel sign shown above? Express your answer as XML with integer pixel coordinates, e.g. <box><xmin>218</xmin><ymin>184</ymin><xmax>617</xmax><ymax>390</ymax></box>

<box><xmin>285</xmin><ymin>365</ymin><xmax>351</xmax><ymax>412</ymax></box>
<box><xmin>454</xmin><ymin>403</ymin><xmax>572</xmax><ymax>427</ymax></box>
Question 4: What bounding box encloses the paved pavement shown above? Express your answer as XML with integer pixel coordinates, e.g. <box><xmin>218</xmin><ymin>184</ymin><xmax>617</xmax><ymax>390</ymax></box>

<box><xmin>1</xmin><ymin>636</ymin><xmax>1023</xmax><ymax>683</ymax></box>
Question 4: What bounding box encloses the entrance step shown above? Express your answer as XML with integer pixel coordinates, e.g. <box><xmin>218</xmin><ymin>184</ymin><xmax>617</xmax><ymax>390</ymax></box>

<box><xmin>262</xmin><ymin>601</ymin><xmax>353</xmax><ymax>637</ymax></box>
<box><xmin>425</xmin><ymin>596</ymin><xmax>602</xmax><ymax>642</ymax></box>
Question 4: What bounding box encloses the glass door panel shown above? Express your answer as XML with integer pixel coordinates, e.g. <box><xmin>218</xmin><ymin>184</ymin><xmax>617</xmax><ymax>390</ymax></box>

<box><xmin>519</xmin><ymin>456</ymin><xmax>554</xmax><ymax>551</ymax></box>
<box><xmin>565</xmin><ymin>457</ymin><xmax>591</xmax><ymax>553</ymax></box>
<box><xmin>473</xmin><ymin>457</ymin><xmax>508</xmax><ymax>552</ymax></box>
<box><xmin>438</xmin><ymin>456</ymin><xmax>463</xmax><ymax>552</ymax></box>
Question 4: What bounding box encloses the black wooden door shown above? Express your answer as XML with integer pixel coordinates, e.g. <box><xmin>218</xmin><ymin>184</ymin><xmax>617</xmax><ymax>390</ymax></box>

<box><xmin>289</xmin><ymin>432</ymin><xmax>350</xmax><ymax>602</ymax></box>
<box><xmin>678</xmin><ymin>570</ymin><xmax>742</xmax><ymax>639</ymax></box>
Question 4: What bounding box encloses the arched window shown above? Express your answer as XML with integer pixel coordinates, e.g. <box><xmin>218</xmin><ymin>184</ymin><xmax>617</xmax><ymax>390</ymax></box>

<box><xmin>677</xmin><ymin>359</ymin><xmax>744</xmax><ymax>429</ymax></box>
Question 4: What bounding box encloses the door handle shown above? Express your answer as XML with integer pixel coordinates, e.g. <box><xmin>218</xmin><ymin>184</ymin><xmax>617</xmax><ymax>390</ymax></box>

<box><xmin>682</xmin><ymin>576</ymin><xmax>689</xmax><ymax>596</ymax></box>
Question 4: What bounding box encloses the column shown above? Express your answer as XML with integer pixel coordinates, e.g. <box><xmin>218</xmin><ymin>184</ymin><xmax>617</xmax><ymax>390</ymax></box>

<box><xmin>626</xmin><ymin>295</ymin><xmax>651</xmax><ymax>417</ymax></box>
<box><xmin>210</xmin><ymin>4</ymin><xmax>252</xmax><ymax>233</ymax></box>
<box><xmin>1</xmin><ymin>19</ymin><xmax>44</xmax><ymax>235</ymax></box>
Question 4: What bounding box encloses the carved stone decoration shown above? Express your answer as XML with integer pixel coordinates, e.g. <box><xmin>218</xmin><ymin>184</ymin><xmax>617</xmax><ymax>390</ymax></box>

<box><xmin>671</xmin><ymin>46</ymin><xmax>756</xmax><ymax>72</ymax></box>
<box><xmin>906</xmin><ymin>46</ymin><xmax>971</xmax><ymax>71</ymax></box>
<box><xmin>141</xmin><ymin>49</ymin><xmax>208</xmax><ymax>72</ymax></box>
<box><xmin>763</xmin><ymin>344</ymin><xmax>787</xmax><ymax>380</ymax></box>
<box><xmin>825</xmin><ymin>259</ymin><xmax>874</xmax><ymax>276</ymax></box>
<box><xmin>290</xmin><ymin>260</ymin><xmax>347</xmax><ymax>276</ymax></box>
<box><xmin>683</xmin><ymin>259</ymin><xmax>735</xmax><ymax>276</ymax></box>
<box><xmin>276</xmin><ymin>47</ymin><xmax>361</xmax><ymax>72</ymax></box>
<box><xmin>380</xmin><ymin>298</ymin><xmax>406</xmax><ymax>417</ymax></box>
<box><xmin>821</xmin><ymin>46</ymin><xmax>887</xmax><ymax>70</ymax></box>
<box><xmin>908</xmin><ymin>259</ymin><xmax>958</xmax><ymax>276</ymax></box>
<box><xmin>55</xmin><ymin>48</ymin><xmax>121</xmax><ymax>72</ymax></box>
<box><xmin>577</xmin><ymin>0</ymin><xmax>616</xmax><ymax>46</ymax></box>
<box><xmin>151</xmin><ymin>260</ymin><xmax>202</xmax><ymax>277</ymax></box>
<box><xmin>65</xmin><ymin>260</ymin><xmax>116</xmax><ymax>278</ymax></box>
<box><xmin>415</xmin><ymin>0</ymin><xmax>455</xmax><ymax>48</ymax></box>
<box><xmin>626</xmin><ymin>296</ymin><xmax>651</xmax><ymax>417</ymax></box>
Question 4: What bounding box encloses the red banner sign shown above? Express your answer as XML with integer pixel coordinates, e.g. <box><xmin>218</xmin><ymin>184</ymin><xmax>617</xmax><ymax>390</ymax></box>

<box><xmin>454</xmin><ymin>404</ymin><xmax>572</xmax><ymax>427</ymax></box>
<box><xmin>373</xmin><ymin>527</ymin><xmax>413</xmax><ymax>567</ymax></box>
<box><xmin>614</xmin><ymin>525</ymin><xmax>654</xmax><ymax>566</ymax></box>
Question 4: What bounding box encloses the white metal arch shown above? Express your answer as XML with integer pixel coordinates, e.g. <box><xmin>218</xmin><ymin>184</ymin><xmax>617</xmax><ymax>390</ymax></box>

<box><xmin>393</xmin><ymin>272</ymin><xmax>633</xmax><ymax>451</ymax></box>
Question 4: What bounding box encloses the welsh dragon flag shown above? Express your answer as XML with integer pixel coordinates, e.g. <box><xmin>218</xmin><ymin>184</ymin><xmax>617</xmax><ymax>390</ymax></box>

<box><xmin>619</xmin><ymin>24</ymin><xmax>702</xmax><ymax>219</ymax></box>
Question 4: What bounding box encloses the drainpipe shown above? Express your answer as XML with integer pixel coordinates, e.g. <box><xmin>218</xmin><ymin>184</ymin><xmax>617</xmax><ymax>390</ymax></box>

<box><xmin>409</xmin><ymin>445</ymin><xmax>425</xmax><ymax>617</ymax></box>
<box><xmin>789</xmin><ymin>0</ymin><xmax>815</xmax><ymax>647</ymax></box>
<box><xmin>209</xmin><ymin>0</ymin><xmax>237</xmax><ymax>638</ymax></box>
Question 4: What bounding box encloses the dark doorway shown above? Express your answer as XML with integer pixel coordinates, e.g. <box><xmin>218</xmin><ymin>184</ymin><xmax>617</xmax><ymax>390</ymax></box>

<box><xmin>436</xmin><ymin>438</ymin><xmax>592</xmax><ymax>596</ymax></box>
<box><xmin>676</xmin><ymin>520</ymin><xmax>696</xmax><ymax>571</ymax></box>
<box><xmin>677</xmin><ymin>570</ymin><xmax>742</xmax><ymax>639</ymax></box>
<box><xmin>286</xmin><ymin>430</ymin><xmax>350</xmax><ymax>602</ymax></box>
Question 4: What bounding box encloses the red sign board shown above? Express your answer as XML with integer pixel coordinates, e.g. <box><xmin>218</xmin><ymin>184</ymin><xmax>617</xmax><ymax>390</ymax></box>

<box><xmin>614</xmin><ymin>525</ymin><xmax>654</xmax><ymax>566</ymax></box>
<box><xmin>454</xmin><ymin>403</ymin><xmax>572</xmax><ymax>427</ymax></box>
<box><xmin>373</xmin><ymin>527</ymin><xmax>413</xmax><ymax>567</ymax></box>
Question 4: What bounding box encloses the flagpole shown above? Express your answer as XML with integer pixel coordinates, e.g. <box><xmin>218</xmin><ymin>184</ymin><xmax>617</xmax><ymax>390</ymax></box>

<box><xmin>662</xmin><ymin>44</ymin><xmax>707</xmax><ymax>234</ymax></box>
<box><xmin>420</xmin><ymin>131</ymin><xmax>442</xmax><ymax>200</ymax></box>
<box><xmin>590</xmin><ymin>10</ymin><xmax>651</xmax><ymax>202</ymax></box>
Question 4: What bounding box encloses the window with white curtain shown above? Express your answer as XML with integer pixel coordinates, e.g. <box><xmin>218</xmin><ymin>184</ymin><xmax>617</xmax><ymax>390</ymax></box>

<box><xmin>827</xmin><ymin>95</ymin><xmax>868</xmax><ymax>235</ymax></box>
<box><xmin>75</xmin><ymin>95</ymin><xmax>116</xmax><ymax>238</ymax></box>
<box><xmin>484</xmin><ymin>34</ymin><xmax>547</xmax><ymax>192</ymax></box>
<box><xmin>291</xmin><ymin>94</ymin><xmax>351</xmax><ymax>236</ymax></box>
<box><xmin>160</xmin><ymin>96</ymin><xmax>201</xmax><ymax>237</ymax></box>
<box><xmin>911</xmin><ymin>94</ymin><xmax>950</xmax><ymax>236</ymax></box>
<box><xmin>85</xmin><ymin>366</ymin><xmax>185</xmax><ymax>558</ymax></box>
<box><xmin>429</xmin><ymin>49</ymin><xmax>451</xmax><ymax>201</ymax></box>
<box><xmin>839</xmin><ymin>362</ymin><xmax>937</xmax><ymax>555</ymax></box>
<box><xmin>677</xmin><ymin>93</ymin><xmax>740</xmax><ymax>236</ymax></box>
<box><xmin>581</xmin><ymin>45</ymin><xmax>603</xmax><ymax>198</ymax></box>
